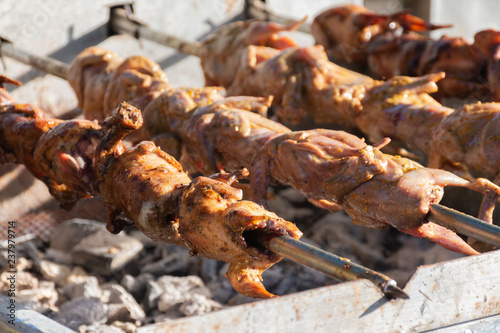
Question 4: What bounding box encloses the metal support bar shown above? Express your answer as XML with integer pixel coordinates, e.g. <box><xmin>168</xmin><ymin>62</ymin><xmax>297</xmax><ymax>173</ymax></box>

<box><xmin>247</xmin><ymin>0</ymin><xmax>311</xmax><ymax>33</ymax></box>
<box><xmin>0</xmin><ymin>38</ymin><xmax>68</xmax><ymax>80</ymax></box>
<box><xmin>108</xmin><ymin>6</ymin><xmax>202</xmax><ymax>57</ymax></box>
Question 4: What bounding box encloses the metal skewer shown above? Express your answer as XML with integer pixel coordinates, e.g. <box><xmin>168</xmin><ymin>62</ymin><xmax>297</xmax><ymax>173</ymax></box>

<box><xmin>261</xmin><ymin>235</ymin><xmax>409</xmax><ymax>299</ymax></box>
<box><xmin>245</xmin><ymin>0</ymin><xmax>312</xmax><ymax>33</ymax></box>
<box><xmin>428</xmin><ymin>204</ymin><xmax>500</xmax><ymax>248</ymax></box>
<box><xmin>107</xmin><ymin>3</ymin><xmax>310</xmax><ymax>55</ymax></box>
<box><xmin>108</xmin><ymin>6</ymin><xmax>202</xmax><ymax>57</ymax></box>
<box><xmin>0</xmin><ymin>37</ymin><xmax>68</xmax><ymax>80</ymax></box>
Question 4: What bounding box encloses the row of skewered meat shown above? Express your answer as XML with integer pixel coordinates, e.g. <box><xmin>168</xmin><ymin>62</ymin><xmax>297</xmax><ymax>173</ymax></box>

<box><xmin>0</xmin><ymin>76</ymin><xmax>301</xmax><ymax>299</ymax></box>
<box><xmin>310</xmin><ymin>4</ymin><xmax>500</xmax><ymax>101</ymax></box>
<box><xmin>2</xmin><ymin>9</ymin><xmax>499</xmax><ymax>299</ymax></box>
<box><xmin>63</xmin><ymin>45</ymin><xmax>500</xmax><ymax>256</ymax></box>
<box><xmin>197</xmin><ymin>17</ymin><xmax>500</xmax><ymax>225</ymax></box>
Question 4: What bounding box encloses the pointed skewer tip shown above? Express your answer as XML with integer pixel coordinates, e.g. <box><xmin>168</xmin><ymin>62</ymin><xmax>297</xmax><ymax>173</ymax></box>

<box><xmin>382</xmin><ymin>280</ymin><xmax>410</xmax><ymax>300</ymax></box>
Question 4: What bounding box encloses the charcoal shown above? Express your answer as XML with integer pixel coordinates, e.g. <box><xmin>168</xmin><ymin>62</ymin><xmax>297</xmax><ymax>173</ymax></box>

<box><xmin>204</xmin><ymin>263</ymin><xmax>236</xmax><ymax>303</ymax></box>
<box><xmin>121</xmin><ymin>273</ymin><xmax>155</xmax><ymax>300</ymax></box>
<box><xmin>62</xmin><ymin>276</ymin><xmax>102</xmax><ymax>300</ymax></box>
<box><xmin>51</xmin><ymin>296</ymin><xmax>108</xmax><ymax>330</ymax></box>
<box><xmin>64</xmin><ymin>266</ymin><xmax>91</xmax><ymax>285</ymax></box>
<box><xmin>49</xmin><ymin>218</ymin><xmax>104</xmax><ymax>252</ymax></box>
<box><xmin>151</xmin><ymin>310</ymin><xmax>178</xmax><ymax>323</ymax></box>
<box><xmin>110</xmin><ymin>321</ymin><xmax>138</xmax><ymax>333</ymax></box>
<box><xmin>200</xmin><ymin>258</ymin><xmax>218</xmax><ymax>283</ymax></box>
<box><xmin>145</xmin><ymin>280</ymin><xmax>163</xmax><ymax>310</ymax></box>
<box><xmin>206</xmin><ymin>280</ymin><xmax>236</xmax><ymax>304</ymax></box>
<box><xmin>271</xmin><ymin>268</ymin><xmax>299</xmax><ymax>295</ymax></box>
<box><xmin>276</xmin><ymin>187</ymin><xmax>309</xmax><ymax>204</ymax></box>
<box><xmin>140</xmin><ymin>246</ymin><xmax>198</xmax><ymax>276</ymax></box>
<box><xmin>79</xmin><ymin>324</ymin><xmax>126</xmax><ymax>333</ymax></box>
<box><xmin>40</xmin><ymin>260</ymin><xmax>71</xmax><ymax>285</ymax></box>
<box><xmin>155</xmin><ymin>276</ymin><xmax>211</xmax><ymax>313</ymax></box>
<box><xmin>296</xmin><ymin>265</ymin><xmax>328</xmax><ymax>291</ymax></box>
<box><xmin>178</xmin><ymin>293</ymin><xmax>223</xmax><ymax>316</ymax></box>
<box><xmin>16</xmin><ymin>281</ymin><xmax>58</xmax><ymax>312</ymax></box>
<box><xmin>0</xmin><ymin>270</ymin><xmax>39</xmax><ymax>292</ymax></box>
<box><xmin>102</xmin><ymin>283</ymin><xmax>145</xmax><ymax>323</ymax></box>
<box><xmin>71</xmin><ymin>228</ymin><xmax>143</xmax><ymax>276</ymax></box>
<box><xmin>16</xmin><ymin>256</ymin><xmax>34</xmax><ymax>272</ymax></box>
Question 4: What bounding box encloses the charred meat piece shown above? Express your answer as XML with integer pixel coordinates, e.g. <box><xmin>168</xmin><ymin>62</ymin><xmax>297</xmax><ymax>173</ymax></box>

<box><xmin>310</xmin><ymin>4</ymin><xmax>500</xmax><ymax>100</ymax></box>
<box><xmin>416</xmin><ymin>35</ymin><xmax>487</xmax><ymax>99</ymax></box>
<box><xmin>474</xmin><ymin>29</ymin><xmax>500</xmax><ymax>101</ymax></box>
<box><xmin>310</xmin><ymin>4</ymin><xmax>449</xmax><ymax>67</ymax></box>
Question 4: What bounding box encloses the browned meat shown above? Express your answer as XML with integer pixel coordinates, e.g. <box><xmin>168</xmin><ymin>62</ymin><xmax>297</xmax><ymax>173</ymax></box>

<box><xmin>416</xmin><ymin>35</ymin><xmax>487</xmax><ymax>99</ymax></box>
<box><xmin>67</xmin><ymin>47</ymin><xmax>171</xmax><ymax>122</ymax></box>
<box><xmin>34</xmin><ymin>118</ymin><xmax>102</xmax><ymax>197</ymax></box>
<box><xmin>200</xmin><ymin>19</ymin><xmax>303</xmax><ymax>87</ymax></box>
<box><xmin>95</xmin><ymin>103</ymin><xmax>303</xmax><ymax>298</ymax></box>
<box><xmin>0</xmin><ymin>76</ymin><xmax>20</xmax><ymax>105</ymax></box>
<box><xmin>0</xmin><ymin>81</ymin><xmax>302</xmax><ymax>298</ymax></box>
<box><xmin>358</xmin><ymin>73</ymin><xmax>454</xmax><ymax>153</ymax></box>
<box><xmin>174</xmin><ymin>96</ymin><xmax>290</xmax><ymax>173</ymax></box>
<box><xmin>310</xmin><ymin>4</ymin><xmax>500</xmax><ymax>100</ymax></box>
<box><xmin>367</xmin><ymin>32</ymin><xmax>431</xmax><ymax>79</ymax></box>
<box><xmin>141</xmin><ymin>86</ymin><xmax>226</xmax><ymax>159</ymax></box>
<box><xmin>0</xmin><ymin>79</ymin><xmax>102</xmax><ymax>207</ymax></box>
<box><xmin>250</xmin><ymin>129</ymin><xmax>498</xmax><ymax>257</ymax></box>
<box><xmin>310</xmin><ymin>4</ymin><xmax>449</xmax><ymax>67</ymax></box>
<box><xmin>200</xmin><ymin>24</ymin><xmax>498</xmax><ymax>195</ymax></box>
<box><xmin>432</xmin><ymin>102</ymin><xmax>500</xmax><ymax>223</ymax></box>
<box><xmin>143</xmin><ymin>88</ymin><xmax>290</xmax><ymax>172</ymax></box>
<box><xmin>366</xmin><ymin>33</ymin><xmax>487</xmax><ymax>100</ymax></box>
<box><xmin>0</xmin><ymin>76</ymin><xmax>78</xmax><ymax>209</ymax></box>
<box><xmin>432</xmin><ymin>103</ymin><xmax>500</xmax><ymax>178</ymax></box>
<box><xmin>227</xmin><ymin>45</ymin><xmax>374</xmax><ymax>126</ymax></box>
<box><xmin>178</xmin><ymin>175</ymin><xmax>300</xmax><ymax>298</ymax></box>
<box><xmin>67</xmin><ymin>47</ymin><xmax>122</xmax><ymax>121</ymax></box>
<box><xmin>474</xmin><ymin>29</ymin><xmax>500</xmax><ymax>101</ymax></box>
<box><xmin>103</xmin><ymin>55</ymin><xmax>171</xmax><ymax>117</ymax></box>
<box><xmin>68</xmin><ymin>48</ymin><xmax>174</xmax><ymax>144</ymax></box>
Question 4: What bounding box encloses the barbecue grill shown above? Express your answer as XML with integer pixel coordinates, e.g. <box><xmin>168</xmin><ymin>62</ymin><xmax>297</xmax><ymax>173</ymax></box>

<box><xmin>0</xmin><ymin>1</ymin><xmax>499</xmax><ymax>332</ymax></box>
